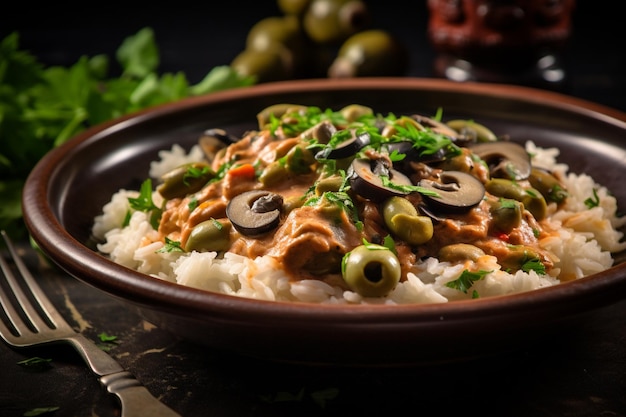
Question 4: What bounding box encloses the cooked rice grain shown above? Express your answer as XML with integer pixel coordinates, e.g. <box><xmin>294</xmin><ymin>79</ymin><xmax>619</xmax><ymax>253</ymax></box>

<box><xmin>93</xmin><ymin>142</ymin><xmax>625</xmax><ymax>304</ymax></box>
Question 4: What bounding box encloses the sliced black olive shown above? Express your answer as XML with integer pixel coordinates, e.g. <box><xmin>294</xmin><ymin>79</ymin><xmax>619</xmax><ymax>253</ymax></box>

<box><xmin>226</xmin><ymin>190</ymin><xmax>283</xmax><ymax>236</ymax></box>
<box><xmin>470</xmin><ymin>141</ymin><xmax>531</xmax><ymax>181</ymax></box>
<box><xmin>349</xmin><ymin>158</ymin><xmax>413</xmax><ymax>202</ymax></box>
<box><xmin>419</xmin><ymin>171</ymin><xmax>485</xmax><ymax>213</ymax></box>
<box><xmin>315</xmin><ymin>129</ymin><xmax>370</xmax><ymax>160</ymax></box>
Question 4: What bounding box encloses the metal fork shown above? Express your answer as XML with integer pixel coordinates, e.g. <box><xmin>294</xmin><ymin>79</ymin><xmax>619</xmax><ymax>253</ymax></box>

<box><xmin>0</xmin><ymin>230</ymin><xmax>182</xmax><ymax>417</ymax></box>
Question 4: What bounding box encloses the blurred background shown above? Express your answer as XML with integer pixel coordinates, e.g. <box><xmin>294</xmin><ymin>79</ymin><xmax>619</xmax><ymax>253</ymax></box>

<box><xmin>1</xmin><ymin>0</ymin><xmax>624</xmax><ymax>111</ymax></box>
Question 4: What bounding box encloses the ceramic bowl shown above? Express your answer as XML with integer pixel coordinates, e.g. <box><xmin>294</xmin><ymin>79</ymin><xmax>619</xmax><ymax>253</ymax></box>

<box><xmin>22</xmin><ymin>78</ymin><xmax>626</xmax><ymax>366</ymax></box>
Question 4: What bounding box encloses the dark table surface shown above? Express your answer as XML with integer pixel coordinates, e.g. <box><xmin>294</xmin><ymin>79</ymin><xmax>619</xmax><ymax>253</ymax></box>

<box><xmin>1</xmin><ymin>2</ymin><xmax>625</xmax><ymax>416</ymax></box>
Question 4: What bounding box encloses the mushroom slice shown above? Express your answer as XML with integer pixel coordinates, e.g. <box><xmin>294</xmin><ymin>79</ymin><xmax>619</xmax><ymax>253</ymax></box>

<box><xmin>349</xmin><ymin>158</ymin><xmax>414</xmax><ymax>202</ymax></box>
<box><xmin>419</xmin><ymin>171</ymin><xmax>485</xmax><ymax>213</ymax></box>
<box><xmin>315</xmin><ymin>129</ymin><xmax>370</xmax><ymax>160</ymax></box>
<box><xmin>226</xmin><ymin>190</ymin><xmax>283</xmax><ymax>236</ymax></box>
<box><xmin>470</xmin><ymin>141</ymin><xmax>531</xmax><ymax>181</ymax></box>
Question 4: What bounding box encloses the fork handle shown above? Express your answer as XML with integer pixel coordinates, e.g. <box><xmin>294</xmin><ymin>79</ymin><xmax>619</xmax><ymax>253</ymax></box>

<box><xmin>100</xmin><ymin>371</ymin><xmax>182</xmax><ymax>417</ymax></box>
<box><xmin>67</xmin><ymin>334</ymin><xmax>181</xmax><ymax>416</ymax></box>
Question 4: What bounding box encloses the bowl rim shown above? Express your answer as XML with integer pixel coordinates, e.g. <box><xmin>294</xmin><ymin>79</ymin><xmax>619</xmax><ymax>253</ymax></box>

<box><xmin>22</xmin><ymin>77</ymin><xmax>626</xmax><ymax>324</ymax></box>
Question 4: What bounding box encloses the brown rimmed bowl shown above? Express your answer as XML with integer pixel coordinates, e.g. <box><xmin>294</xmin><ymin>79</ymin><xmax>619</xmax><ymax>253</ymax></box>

<box><xmin>22</xmin><ymin>78</ymin><xmax>626</xmax><ymax>366</ymax></box>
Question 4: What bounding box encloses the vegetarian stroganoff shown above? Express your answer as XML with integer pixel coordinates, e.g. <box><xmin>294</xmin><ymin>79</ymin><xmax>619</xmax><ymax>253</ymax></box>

<box><xmin>92</xmin><ymin>104</ymin><xmax>625</xmax><ymax>304</ymax></box>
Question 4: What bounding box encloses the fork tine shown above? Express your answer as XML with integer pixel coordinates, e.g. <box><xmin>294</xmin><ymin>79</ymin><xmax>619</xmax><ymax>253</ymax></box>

<box><xmin>0</xmin><ymin>230</ymin><xmax>67</xmax><ymax>335</ymax></box>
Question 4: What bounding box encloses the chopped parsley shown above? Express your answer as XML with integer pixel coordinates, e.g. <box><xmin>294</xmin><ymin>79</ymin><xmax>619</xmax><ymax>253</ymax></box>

<box><xmin>157</xmin><ymin>237</ymin><xmax>184</xmax><ymax>253</ymax></box>
<box><xmin>521</xmin><ymin>257</ymin><xmax>546</xmax><ymax>275</ymax></box>
<box><xmin>445</xmin><ymin>269</ymin><xmax>491</xmax><ymax>294</ymax></box>
<box><xmin>127</xmin><ymin>179</ymin><xmax>162</xmax><ymax>229</ymax></box>
<box><xmin>584</xmin><ymin>188</ymin><xmax>600</xmax><ymax>208</ymax></box>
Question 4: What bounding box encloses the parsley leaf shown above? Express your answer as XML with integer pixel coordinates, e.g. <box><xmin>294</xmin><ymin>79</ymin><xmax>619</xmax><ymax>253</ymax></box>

<box><xmin>0</xmin><ymin>28</ymin><xmax>254</xmax><ymax>238</ymax></box>
<box><xmin>445</xmin><ymin>269</ymin><xmax>491</xmax><ymax>294</ymax></box>
<box><xmin>584</xmin><ymin>188</ymin><xmax>600</xmax><ymax>208</ymax></box>
<box><xmin>127</xmin><ymin>179</ymin><xmax>161</xmax><ymax>229</ymax></box>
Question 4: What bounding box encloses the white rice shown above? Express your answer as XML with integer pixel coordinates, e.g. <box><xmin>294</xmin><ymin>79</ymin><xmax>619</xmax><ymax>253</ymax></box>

<box><xmin>92</xmin><ymin>142</ymin><xmax>626</xmax><ymax>304</ymax></box>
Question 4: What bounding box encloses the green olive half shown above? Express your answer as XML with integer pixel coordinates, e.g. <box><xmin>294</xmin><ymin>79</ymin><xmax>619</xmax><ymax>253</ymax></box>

<box><xmin>185</xmin><ymin>219</ymin><xmax>232</xmax><ymax>252</ymax></box>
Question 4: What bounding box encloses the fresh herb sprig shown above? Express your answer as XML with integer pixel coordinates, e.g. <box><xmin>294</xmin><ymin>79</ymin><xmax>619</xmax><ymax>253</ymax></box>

<box><xmin>0</xmin><ymin>28</ymin><xmax>254</xmax><ymax>239</ymax></box>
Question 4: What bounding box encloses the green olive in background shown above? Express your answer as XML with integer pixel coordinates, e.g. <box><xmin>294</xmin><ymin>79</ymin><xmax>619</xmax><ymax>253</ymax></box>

<box><xmin>157</xmin><ymin>162</ymin><xmax>215</xmax><ymax>200</ymax></box>
<box><xmin>328</xmin><ymin>29</ymin><xmax>409</xmax><ymax>78</ymax></box>
<box><xmin>438</xmin><ymin>243</ymin><xmax>486</xmax><ymax>263</ymax></box>
<box><xmin>246</xmin><ymin>16</ymin><xmax>303</xmax><ymax>52</ymax></box>
<box><xmin>244</xmin><ymin>15</ymin><xmax>313</xmax><ymax>78</ymax></box>
<box><xmin>277</xmin><ymin>0</ymin><xmax>312</xmax><ymax>16</ymax></box>
<box><xmin>342</xmin><ymin>244</ymin><xmax>401</xmax><ymax>297</ymax></box>
<box><xmin>184</xmin><ymin>219</ymin><xmax>232</xmax><ymax>252</ymax></box>
<box><xmin>303</xmin><ymin>0</ymin><xmax>371</xmax><ymax>45</ymax></box>
<box><xmin>230</xmin><ymin>43</ymin><xmax>293</xmax><ymax>84</ymax></box>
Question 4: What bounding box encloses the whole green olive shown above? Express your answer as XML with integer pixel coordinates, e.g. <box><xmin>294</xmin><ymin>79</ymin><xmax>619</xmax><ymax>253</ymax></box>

<box><xmin>157</xmin><ymin>162</ymin><xmax>215</xmax><ymax>200</ymax></box>
<box><xmin>303</xmin><ymin>0</ymin><xmax>371</xmax><ymax>45</ymax></box>
<box><xmin>244</xmin><ymin>15</ymin><xmax>312</xmax><ymax>78</ymax></box>
<box><xmin>528</xmin><ymin>167</ymin><xmax>568</xmax><ymax>204</ymax></box>
<box><xmin>342</xmin><ymin>244</ymin><xmax>401</xmax><ymax>297</ymax></box>
<box><xmin>277</xmin><ymin>0</ymin><xmax>311</xmax><ymax>15</ymax></box>
<box><xmin>245</xmin><ymin>16</ymin><xmax>302</xmax><ymax>52</ymax></box>
<box><xmin>328</xmin><ymin>29</ymin><xmax>408</xmax><ymax>78</ymax></box>
<box><xmin>230</xmin><ymin>44</ymin><xmax>293</xmax><ymax>84</ymax></box>
<box><xmin>438</xmin><ymin>243</ymin><xmax>486</xmax><ymax>263</ymax></box>
<box><xmin>485</xmin><ymin>178</ymin><xmax>547</xmax><ymax>220</ymax></box>
<box><xmin>184</xmin><ymin>219</ymin><xmax>232</xmax><ymax>252</ymax></box>
<box><xmin>381</xmin><ymin>197</ymin><xmax>433</xmax><ymax>245</ymax></box>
